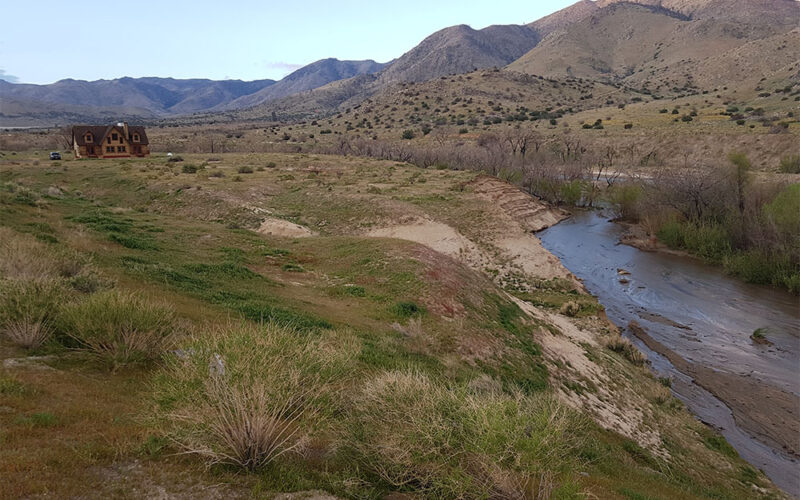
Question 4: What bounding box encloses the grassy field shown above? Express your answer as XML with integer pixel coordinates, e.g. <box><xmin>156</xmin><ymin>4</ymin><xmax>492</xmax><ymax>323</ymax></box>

<box><xmin>0</xmin><ymin>151</ymin><xmax>786</xmax><ymax>498</ymax></box>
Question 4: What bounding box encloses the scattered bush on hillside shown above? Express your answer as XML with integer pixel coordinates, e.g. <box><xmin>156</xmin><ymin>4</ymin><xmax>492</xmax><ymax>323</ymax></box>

<box><xmin>401</xmin><ymin>129</ymin><xmax>416</xmax><ymax>140</ymax></box>
<box><xmin>237</xmin><ymin>166</ymin><xmax>254</xmax><ymax>174</ymax></box>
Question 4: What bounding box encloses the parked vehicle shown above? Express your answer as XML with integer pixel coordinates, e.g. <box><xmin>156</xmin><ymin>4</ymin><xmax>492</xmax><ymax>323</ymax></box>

<box><xmin>49</xmin><ymin>152</ymin><xmax>61</xmax><ymax>160</ymax></box>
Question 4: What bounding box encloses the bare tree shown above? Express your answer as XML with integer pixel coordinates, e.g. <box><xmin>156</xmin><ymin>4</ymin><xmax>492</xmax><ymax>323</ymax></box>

<box><xmin>57</xmin><ymin>126</ymin><xmax>72</xmax><ymax>150</ymax></box>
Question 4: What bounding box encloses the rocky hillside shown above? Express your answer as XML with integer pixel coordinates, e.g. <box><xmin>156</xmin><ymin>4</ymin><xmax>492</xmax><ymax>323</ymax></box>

<box><xmin>510</xmin><ymin>0</ymin><xmax>800</xmax><ymax>89</ymax></box>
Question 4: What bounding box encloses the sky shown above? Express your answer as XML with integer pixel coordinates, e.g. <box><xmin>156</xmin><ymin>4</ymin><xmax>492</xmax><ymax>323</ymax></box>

<box><xmin>1</xmin><ymin>0</ymin><xmax>577</xmax><ymax>85</ymax></box>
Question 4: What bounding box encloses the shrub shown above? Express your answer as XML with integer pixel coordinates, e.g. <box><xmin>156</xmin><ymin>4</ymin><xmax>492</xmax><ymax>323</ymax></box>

<box><xmin>778</xmin><ymin>154</ymin><xmax>800</xmax><ymax>174</ymax></box>
<box><xmin>208</xmin><ymin>170</ymin><xmax>225</xmax><ymax>178</ymax></box>
<box><xmin>724</xmin><ymin>251</ymin><xmax>796</xmax><ymax>288</ymax></box>
<box><xmin>153</xmin><ymin>322</ymin><xmax>355</xmax><ymax>470</ymax></box>
<box><xmin>181</xmin><ymin>164</ymin><xmax>198</xmax><ymax>174</ymax></box>
<box><xmin>657</xmin><ymin>221</ymin><xmax>731</xmax><ymax>261</ymax></box>
<box><xmin>391</xmin><ymin>301</ymin><xmax>425</xmax><ymax>318</ymax></box>
<box><xmin>605</xmin><ymin>335</ymin><xmax>646</xmax><ymax>366</ymax></box>
<box><xmin>559</xmin><ymin>180</ymin><xmax>585</xmax><ymax>206</ymax></box>
<box><xmin>348</xmin><ymin>370</ymin><xmax>585</xmax><ymax>498</ymax></box>
<box><xmin>0</xmin><ymin>279</ymin><xmax>66</xmax><ymax>349</ymax></box>
<box><xmin>58</xmin><ymin>291</ymin><xmax>179</xmax><ymax>367</ymax></box>
<box><xmin>559</xmin><ymin>301</ymin><xmax>580</xmax><ymax>317</ymax></box>
<box><xmin>167</xmin><ymin>156</ymin><xmax>184</xmax><ymax>163</ymax></box>
<box><xmin>237</xmin><ymin>166</ymin><xmax>254</xmax><ymax>174</ymax></box>
<box><xmin>608</xmin><ymin>184</ymin><xmax>643</xmax><ymax>221</ymax></box>
<box><xmin>401</xmin><ymin>130</ymin><xmax>415</xmax><ymax>140</ymax></box>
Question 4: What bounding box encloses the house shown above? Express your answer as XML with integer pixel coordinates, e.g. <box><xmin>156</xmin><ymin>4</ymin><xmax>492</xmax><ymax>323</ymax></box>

<box><xmin>72</xmin><ymin>122</ymin><xmax>149</xmax><ymax>159</ymax></box>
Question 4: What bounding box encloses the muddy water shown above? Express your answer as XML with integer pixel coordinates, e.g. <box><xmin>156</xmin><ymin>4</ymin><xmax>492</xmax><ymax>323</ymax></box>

<box><xmin>538</xmin><ymin>210</ymin><xmax>800</xmax><ymax>496</ymax></box>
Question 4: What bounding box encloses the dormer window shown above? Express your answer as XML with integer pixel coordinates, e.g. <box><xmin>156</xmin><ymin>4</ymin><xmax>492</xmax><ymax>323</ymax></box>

<box><xmin>133</xmin><ymin>134</ymin><xmax>140</xmax><ymax>143</ymax></box>
<box><xmin>85</xmin><ymin>133</ymin><xmax>93</xmax><ymax>143</ymax></box>
<box><xmin>112</xmin><ymin>133</ymin><xmax>118</xmax><ymax>141</ymax></box>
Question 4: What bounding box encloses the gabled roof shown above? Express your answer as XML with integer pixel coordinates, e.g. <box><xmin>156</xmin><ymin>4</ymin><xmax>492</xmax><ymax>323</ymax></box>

<box><xmin>128</xmin><ymin>126</ymin><xmax>148</xmax><ymax>145</ymax></box>
<box><xmin>72</xmin><ymin>124</ymin><xmax>149</xmax><ymax>146</ymax></box>
<box><xmin>72</xmin><ymin>125</ymin><xmax>108</xmax><ymax>146</ymax></box>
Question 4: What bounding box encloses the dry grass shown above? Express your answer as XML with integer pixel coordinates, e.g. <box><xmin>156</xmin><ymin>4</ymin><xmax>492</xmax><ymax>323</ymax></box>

<box><xmin>3</xmin><ymin>316</ymin><xmax>52</xmax><ymax>349</ymax></box>
<box><xmin>0</xmin><ymin>227</ymin><xmax>60</xmax><ymax>281</ymax></box>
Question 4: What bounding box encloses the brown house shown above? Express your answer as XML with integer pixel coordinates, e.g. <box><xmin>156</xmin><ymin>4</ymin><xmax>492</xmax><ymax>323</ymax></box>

<box><xmin>72</xmin><ymin>122</ymin><xmax>149</xmax><ymax>159</ymax></box>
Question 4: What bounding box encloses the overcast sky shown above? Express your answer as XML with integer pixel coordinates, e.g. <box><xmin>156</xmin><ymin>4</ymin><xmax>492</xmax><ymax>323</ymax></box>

<box><xmin>1</xmin><ymin>0</ymin><xmax>577</xmax><ymax>85</ymax></box>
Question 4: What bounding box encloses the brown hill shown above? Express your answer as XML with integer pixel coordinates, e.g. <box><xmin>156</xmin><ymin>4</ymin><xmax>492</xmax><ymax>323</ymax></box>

<box><xmin>378</xmin><ymin>24</ymin><xmax>540</xmax><ymax>84</ymax></box>
<box><xmin>510</xmin><ymin>0</ymin><xmax>800</xmax><ymax>91</ymax></box>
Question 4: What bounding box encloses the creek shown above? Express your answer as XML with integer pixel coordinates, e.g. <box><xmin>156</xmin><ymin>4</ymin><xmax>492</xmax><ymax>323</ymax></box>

<box><xmin>538</xmin><ymin>210</ymin><xmax>800</xmax><ymax>496</ymax></box>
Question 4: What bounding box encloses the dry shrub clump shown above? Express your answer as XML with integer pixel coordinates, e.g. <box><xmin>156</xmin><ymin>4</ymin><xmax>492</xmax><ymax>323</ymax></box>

<box><xmin>349</xmin><ymin>370</ymin><xmax>586</xmax><ymax>498</ymax></box>
<box><xmin>58</xmin><ymin>291</ymin><xmax>180</xmax><ymax>367</ymax></box>
<box><xmin>154</xmin><ymin>322</ymin><xmax>356</xmax><ymax>470</ymax></box>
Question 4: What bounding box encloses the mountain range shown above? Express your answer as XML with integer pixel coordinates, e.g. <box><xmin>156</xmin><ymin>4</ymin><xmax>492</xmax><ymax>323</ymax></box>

<box><xmin>1</xmin><ymin>0</ymin><xmax>798</xmax><ymax>126</ymax></box>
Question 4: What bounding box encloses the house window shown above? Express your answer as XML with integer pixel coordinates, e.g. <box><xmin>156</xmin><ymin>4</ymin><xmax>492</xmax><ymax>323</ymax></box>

<box><xmin>133</xmin><ymin>134</ymin><xmax>140</xmax><ymax>142</ymax></box>
<box><xmin>112</xmin><ymin>133</ymin><xmax>118</xmax><ymax>141</ymax></box>
<box><xmin>107</xmin><ymin>137</ymin><xmax>112</xmax><ymax>144</ymax></box>
<box><xmin>85</xmin><ymin>133</ymin><xmax>93</xmax><ymax>143</ymax></box>
<box><xmin>106</xmin><ymin>146</ymin><xmax>114</xmax><ymax>153</ymax></box>
<box><xmin>118</xmin><ymin>146</ymin><xmax>126</xmax><ymax>153</ymax></box>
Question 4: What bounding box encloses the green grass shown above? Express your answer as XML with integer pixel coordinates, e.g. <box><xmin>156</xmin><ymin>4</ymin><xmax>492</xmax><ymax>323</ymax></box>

<box><xmin>15</xmin><ymin>412</ymin><xmax>58</xmax><ymax>428</ymax></box>
<box><xmin>0</xmin><ymin>373</ymin><xmax>30</xmax><ymax>396</ymax></box>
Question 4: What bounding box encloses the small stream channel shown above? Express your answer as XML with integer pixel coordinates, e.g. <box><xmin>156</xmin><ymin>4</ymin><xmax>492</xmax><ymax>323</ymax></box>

<box><xmin>538</xmin><ymin>210</ymin><xmax>800</xmax><ymax>496</ymax></box>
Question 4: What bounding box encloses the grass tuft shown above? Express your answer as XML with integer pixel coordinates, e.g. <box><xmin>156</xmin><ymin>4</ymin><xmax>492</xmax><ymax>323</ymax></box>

<box><xmin>58</xmin><ymin>291</ymin><xmax>180</xmax><ymax>368</ymax></box>
<box><xmin>348</xmin><ymin>370</ymin><xmax>586</xmax><ymax>498</ymax></box>
<box><xmin>154</xmin><ymin>322</ymin><xmax>356</xmax><ymax>470</ymax></box>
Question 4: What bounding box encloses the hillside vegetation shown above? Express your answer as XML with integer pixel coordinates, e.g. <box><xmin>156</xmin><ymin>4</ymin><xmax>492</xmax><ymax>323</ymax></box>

<box><xmin>0</xmin><ymin>151</ymin><xmax>785</xmax><ymax>498</ymax></box>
